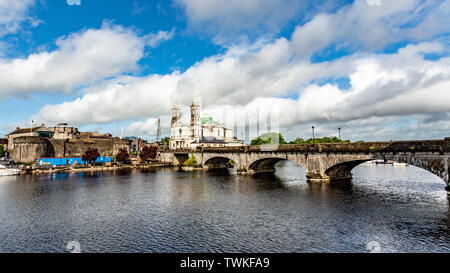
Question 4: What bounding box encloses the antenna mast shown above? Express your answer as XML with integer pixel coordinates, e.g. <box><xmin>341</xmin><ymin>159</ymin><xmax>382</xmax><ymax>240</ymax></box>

<box><xmin>156</xmin><ymin>118</ymin><xmax>161</xmax><ymax>142</ymax></box>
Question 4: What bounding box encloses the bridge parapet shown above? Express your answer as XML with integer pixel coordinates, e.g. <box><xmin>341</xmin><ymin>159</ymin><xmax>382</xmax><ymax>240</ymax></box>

<box><xmin>193</xmin><ymin>139</ymin><xmax>448</xmax><ymax>154</ymax></box>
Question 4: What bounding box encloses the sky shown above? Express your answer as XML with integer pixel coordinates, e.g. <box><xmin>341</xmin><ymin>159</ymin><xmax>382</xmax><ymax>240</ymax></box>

<box><xmin>0</xmin><ymin>0</ymin><xmax>449</xmax><ymax>143</ymax></box>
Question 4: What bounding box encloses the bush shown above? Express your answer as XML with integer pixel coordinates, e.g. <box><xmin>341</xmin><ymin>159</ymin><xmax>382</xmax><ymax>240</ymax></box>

<box><xmin>140</xmin><ymin>146</ymin><xmax>157</xmax><ymax>161</ymax></box>
<box><xmin>0</xmin><ymin>144</ymin><xmax>4</xmax><ymax>157</ymax></box>
<box><xmin>82</xmin><ymin>148</ymin><xmax>100</xmax><ymax>165</ymax></box>
<box><xmin>116</xmin><ymin>148</ymin><xmax>129</xmax><ymax>163</ymax></box>
<box><xmin>183</xmin><ymin>154</ymin><xmax>198</xmax><ymax>166</ymax></box>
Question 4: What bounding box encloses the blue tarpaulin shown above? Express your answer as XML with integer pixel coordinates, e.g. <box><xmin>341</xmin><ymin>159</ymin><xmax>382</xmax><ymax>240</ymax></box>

<box><xmin>38</xmin><ymin>156</ymin><xmax>112</xmax><ymax>166</ymax></box>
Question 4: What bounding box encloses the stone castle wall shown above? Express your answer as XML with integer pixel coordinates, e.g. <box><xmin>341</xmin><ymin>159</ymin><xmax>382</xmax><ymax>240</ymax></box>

<box><xmin>12</xmin><ymin>137</ymin><xmax>130</xmax><ymax>163</ymax></box>
<box><xmin>12</xmin><ymin>137</ymin><xmax>55</xmax><ymax>163</ymax></box>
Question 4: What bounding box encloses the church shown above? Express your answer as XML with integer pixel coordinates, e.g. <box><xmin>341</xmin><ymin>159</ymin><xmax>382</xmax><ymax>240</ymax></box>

<box><xmin>169</xmin><ymin>101</ymin><xmax>243</xmax><ymax>149</ymax></box>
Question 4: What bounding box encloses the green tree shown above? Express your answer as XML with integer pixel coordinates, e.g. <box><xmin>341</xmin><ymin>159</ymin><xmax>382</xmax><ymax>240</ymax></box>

<box><xmin>288</xmin><ymin>136</ymin><xmax>350</xmax><ymax>144</ymax></box>
<box><xmin>161</xmin><ymin>137</ymin><xmax>170</xmax><ymax>146</ymax></box>
<box><xmin>250</xmin><ymin>132</ymin><xmax>286</xmax><ymax>145</ymax></box>
<box><xmin>0</xmin><ymin>144</ymin><xmax>4</xmax><ymax>157</ymax></box>
<box><xmin>288</xmin><ymin>138</ymin><xmax>305</xmax><ymax>144</ymax></box>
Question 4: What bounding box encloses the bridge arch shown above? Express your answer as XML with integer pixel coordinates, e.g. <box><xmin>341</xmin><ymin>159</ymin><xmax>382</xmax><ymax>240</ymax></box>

<box><xmin>248</xmin><ymin>157</ymin><xmax>307</xmax><ymax>174</ymax></box>
<box><xmin>203</xmin><ymin>156</ymin><xmax>235</xmax><ymax>169</ymax></box>
<box><xmin>324</xmin><ymin>159</ymin><xmax>372</xmax><ymax>181</ymax></box>
<box><xmin>323</xmin><ymin>155</ymin><xmax>448</xmax><ymax>184</ymax></box>
<box><xmin>382</xmin><ymin>154</ymin><xmax>448</xmax><ymax>184</ymax></box>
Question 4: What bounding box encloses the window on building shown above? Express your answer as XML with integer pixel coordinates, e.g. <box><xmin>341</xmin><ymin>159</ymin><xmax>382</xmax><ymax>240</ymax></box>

<box><xmin>179</xmin><ymin>129</ymin><xmax>182</xmax><ymax>135</ymax></box>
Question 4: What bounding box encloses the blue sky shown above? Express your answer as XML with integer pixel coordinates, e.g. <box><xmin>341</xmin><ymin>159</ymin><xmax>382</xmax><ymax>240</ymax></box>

<box><xmin>0</xmin><ymin>0</ymin><xmax>449</xmax><ymax>142</ymax></box>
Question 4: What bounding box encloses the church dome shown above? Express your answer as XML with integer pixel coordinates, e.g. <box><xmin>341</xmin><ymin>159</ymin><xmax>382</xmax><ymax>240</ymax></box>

<box><xmin>201</xmin><ymin>114</ymin><xmax>213</xmax><ymax>124</ymax></box>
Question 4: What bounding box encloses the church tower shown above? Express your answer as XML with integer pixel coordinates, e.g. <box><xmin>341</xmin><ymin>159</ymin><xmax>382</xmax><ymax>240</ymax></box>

<box><xmin>190</xmin><ymin>101</ymin><xmax>201</xmax><ymax>142</ymax></box>
<box><xmin>171</xmin><ymin>104</ymin><xmax>181</xmax><ymax>126</ymax></box>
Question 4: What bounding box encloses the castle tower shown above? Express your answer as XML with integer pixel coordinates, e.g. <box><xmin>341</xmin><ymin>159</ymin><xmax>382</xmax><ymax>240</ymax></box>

<box><xmin>190</xmin><ymin>101</ymin><xmax>201</xmax><ymax>142</ymax></box>
<box><xmin>171</xmin><ymin>104</ymin><xmax>181</xmax><ymax>126</ymax></box>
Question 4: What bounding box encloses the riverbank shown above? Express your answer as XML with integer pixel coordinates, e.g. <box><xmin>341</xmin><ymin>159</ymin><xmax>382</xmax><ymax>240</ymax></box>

<box><xmin>19</xmin><ymin>162</ymin><xmax>172</xmax><ymax>175</ymax></box>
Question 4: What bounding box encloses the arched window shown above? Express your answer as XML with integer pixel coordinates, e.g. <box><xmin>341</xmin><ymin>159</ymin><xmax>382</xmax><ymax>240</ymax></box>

<box><xmin>179</xmin><ymin>129</ymin><xmax>182</xmax><ymax>135</ymax></box>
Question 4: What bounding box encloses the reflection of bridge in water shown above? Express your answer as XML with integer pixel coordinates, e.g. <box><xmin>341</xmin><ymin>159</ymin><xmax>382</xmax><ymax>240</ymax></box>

<box><xmin>160</xmin><ymin>138</ymin><xmax>450</xmax><ymax>191</ymax></box>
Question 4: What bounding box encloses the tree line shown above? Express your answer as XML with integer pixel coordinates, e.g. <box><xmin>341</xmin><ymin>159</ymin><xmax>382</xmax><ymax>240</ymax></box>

<box><xmin>81</xmin><ymin>146</ymin><xmax>158</xmax><ymax>165</ymax></box>
<box><xmin>250</xmin><ymin>132</ymin><xmax>355</xmax><ymax>145</ymax></box>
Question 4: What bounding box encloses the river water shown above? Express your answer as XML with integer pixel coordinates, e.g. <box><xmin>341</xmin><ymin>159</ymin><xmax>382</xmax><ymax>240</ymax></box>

<box><xmin>0</xmin><ymin>162</ymin><xmax>448</xmax><ymax>253</ymax></box>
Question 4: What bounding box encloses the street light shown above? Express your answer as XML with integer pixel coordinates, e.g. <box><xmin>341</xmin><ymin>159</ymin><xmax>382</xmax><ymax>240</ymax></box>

<box><xmin>338</xmin><ymin>127</ymin><xmax>341</xmax><ymax>140</ymax></box>
<box><xmin>312</xmin><ymin>126</ymin><xmax>315</xmax><ymax>143</ymax></box>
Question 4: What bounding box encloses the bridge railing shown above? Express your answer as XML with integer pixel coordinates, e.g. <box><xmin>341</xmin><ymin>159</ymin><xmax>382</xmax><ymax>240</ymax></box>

<box><xmin>182</xmin><ymin>138</ymin><xmax>449</xmax><ymax>154</ymax></box>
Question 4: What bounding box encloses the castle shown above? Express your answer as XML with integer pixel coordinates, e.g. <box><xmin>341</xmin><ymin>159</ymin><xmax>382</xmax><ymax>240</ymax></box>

<box><xmin>5</xmin><ymin>123</ymin><xmax>129</xmax><ymax>163</ymax></box>
<box><xmin>169</xmin><ymin>101</ymin><xmax>243</xmax><ymax>149</ymax></box>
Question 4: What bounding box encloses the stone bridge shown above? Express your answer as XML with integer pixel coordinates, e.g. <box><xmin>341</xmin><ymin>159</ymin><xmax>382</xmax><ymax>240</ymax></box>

<box><xmin>159</xmin><ymin>138</ymin><xmax>450</xmax><ymax>190</ymax></box>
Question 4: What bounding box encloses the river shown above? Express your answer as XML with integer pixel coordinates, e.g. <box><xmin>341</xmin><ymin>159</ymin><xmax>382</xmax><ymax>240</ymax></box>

<box><xmin>0</xmin><ymin>161</ymin><xmax>448</xmax><ymax>253</ymax></box>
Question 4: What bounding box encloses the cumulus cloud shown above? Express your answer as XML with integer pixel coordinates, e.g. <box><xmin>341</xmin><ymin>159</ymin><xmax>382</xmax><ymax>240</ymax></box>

<box><xmin>175</xmin><ymin>0</ymin><xmax>342</xmax><ymax>42</ymax></box>
<box><xmin>0</xmin><ymin>0</ymin><xmax>36</xmax><ymax>36</ymax></box>
<box><xmin>291</xmin><ymin>0</ymin><xmax>450</xmax><ymax>59</ymax></box>
<box><xmin>33</xmin><ymin>36</ymin><xmax>355</xmax><ymax>125</ymax></box>
<box><xmin>36</xmin><ymin>74</ymin><xmax>178</xmax><ymax>124</ymax></box>
<box><xmin>34</xmin><ymin>40</ymin><xmax>450</xmax><ymax>134</ymax></box>
<box><xmin>0</xmin><ymin>22</ymin><xmax>174</xmax><ymax>97</ymax></box>
<box><xmin>67</xmin><ymin>0</ymin><xmax>81</xmax><ymax>6</ymax></box>
<box><xmin>124</xmin><ymin>118</ymin><xmax>160</xmax><ymax>137</ymax></box>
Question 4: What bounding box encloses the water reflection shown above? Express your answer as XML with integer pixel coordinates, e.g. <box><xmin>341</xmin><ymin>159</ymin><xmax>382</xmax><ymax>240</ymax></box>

<box><xmin>0</xmin><ymin>161</ymin><xmax>448</xmax><ymax>253</ymax></box>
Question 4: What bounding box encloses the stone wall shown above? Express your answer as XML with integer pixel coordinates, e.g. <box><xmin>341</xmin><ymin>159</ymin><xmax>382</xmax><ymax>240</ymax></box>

<box><xmin>50</xmin><ymin>138</ymin><xmax>130</xmax><ymax>158</ymax></box>
<box><xmin>12</xmin><ymin>137</ymin><xmax>55</xmax><ymax>163</ymax></box>
<box><xmin>12</xmin><ymin>137</ymin><xmax>130</xmax><ymax>163</ymax></box>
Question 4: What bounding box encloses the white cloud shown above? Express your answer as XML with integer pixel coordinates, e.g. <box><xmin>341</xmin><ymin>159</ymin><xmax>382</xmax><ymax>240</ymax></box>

<box><xmin>33</xmin><ymin>40</ymin><xmax>450</xmax><ymax>137</ymax></box>
<box><xmin>366</xmin><ymin>0</ymin><xmax>381</xmax><ymax>6</ymax></box>
<box><xmin>175</xmin><ymin>0</ymin><xmax>342</xmax><ymax>43</ymax></box>
<box><xmin>291</xmin><ymin>0</ymin><xmax>450</xmax><ymax>59</ymax></box>
<box><xmin>67</xmin><ymin>0</ymin><xmax>81</xmax><ymax>6</ymax></box>
<box><xmin>36</xmin><ymin>73</ymin><xmax>179</xmax><ymax>124</ymax></box>
<box><xmin>0</xmin><ymin>0</ymin><xmax>36</xmax><ymax>36</ymax></box>
<box><xmin>0</xmin><ymin>22</ymin><xmax>174</xmax><ymax>97</ymax></box>
<box><xmin>124</xmin><ymin>118</ymin><xmax>159</xmax><ymax>137</ymax></box>
<box><xmin>145</xmin><ymin>29</ymin><xmax>175</xmax><ymax>47</ymax></box>
<box><xmin>32</xmin><ymin>36</ymin><xmax>354</xmax><ymax>126</ymax></box>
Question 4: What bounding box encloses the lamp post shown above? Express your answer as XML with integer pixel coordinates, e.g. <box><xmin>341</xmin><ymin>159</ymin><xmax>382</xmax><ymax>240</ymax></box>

<box><xmin>312</xmin><ymin>126</ymin><xmax>315</xmax><ymax>143</ymax></box>
<box><xmin>338</xmin><ymin>127</ymin><xmax>341</xmax><ymax>140</ymax></box>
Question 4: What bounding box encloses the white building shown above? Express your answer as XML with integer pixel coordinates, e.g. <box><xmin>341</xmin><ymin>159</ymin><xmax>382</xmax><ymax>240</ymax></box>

<box><xmin>169</xmin><ymin>102</ymin><xmax>243</xmax><ymax>149</ymax></box>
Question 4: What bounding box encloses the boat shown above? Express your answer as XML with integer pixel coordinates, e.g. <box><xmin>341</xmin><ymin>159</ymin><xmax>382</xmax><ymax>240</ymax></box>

<box><xmin>374</xmin><ymin>159</ymin><xmax>390</xmax><ymax>164</ymax></box>
<box><xmin>392</xmin><ymin>162</ymin><xmax>408</xmax><ymax>167</ymax></box>
<box><xmin>0</xmin><ymin>164</ymin><xmax>21</xmax><ymax>176</ymax></box>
